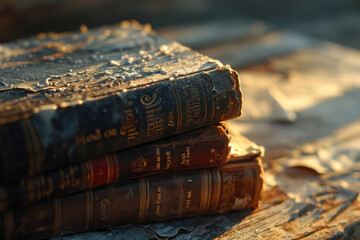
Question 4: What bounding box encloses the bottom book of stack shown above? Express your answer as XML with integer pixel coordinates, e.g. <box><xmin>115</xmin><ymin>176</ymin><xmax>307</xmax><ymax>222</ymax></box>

<box><xmin>0</xmin><ymin>125</ymin><xmax>264</xmax><ymax>240</ymax></box>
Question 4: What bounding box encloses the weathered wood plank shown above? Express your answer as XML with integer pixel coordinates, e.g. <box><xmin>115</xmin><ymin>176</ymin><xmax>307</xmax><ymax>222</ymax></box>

<box><xmin>228</xmin><ymin>43</ymin><xmax>360</xmax><ymax>162</ymax></box>
<box><xmin>157</xmin><ymin>18</ymin><xmax>269</xmax><ymax>50</ymax></box>
<box><xmin>200</xmin><ymin>31</ymin><xmax>322</xmax><ymax>68</ymax></box>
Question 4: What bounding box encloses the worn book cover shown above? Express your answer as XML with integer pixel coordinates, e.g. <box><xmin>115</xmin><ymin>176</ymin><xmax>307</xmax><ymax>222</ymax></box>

<box><xmin>0</xmin><ymin>124</ymin><xmax>232</xmax><ymax>212</ymax></box>
<box><xmin>0</xmin><ymin>134</ymin><xmax>263</xmax><ymax>240</ymax></box>
<box><xmin>0</xmin><ymin>21</ymin><xmax>242</xmax><ymax>183</ymax></box>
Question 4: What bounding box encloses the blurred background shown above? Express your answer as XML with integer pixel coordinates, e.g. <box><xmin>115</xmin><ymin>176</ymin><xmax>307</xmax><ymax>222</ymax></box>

<box><xmin>1</xmin><ymin>0</ymin><xmax>360</xmax><ymax>162</ymax></box>
<box><xmin>1</xmin><ymin>0</ymin><xmax>360</xmax><ymax>49</ymax></box>
<box><xmin>2</xmin><ymin>1</ymin><xmax>360</xmax><ymax>238</ymax></box>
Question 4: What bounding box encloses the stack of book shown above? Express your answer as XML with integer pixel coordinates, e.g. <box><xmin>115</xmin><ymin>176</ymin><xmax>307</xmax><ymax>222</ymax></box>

<box><xmin>0</xmin><ymin>21</ymin><xmax>264</xmax><ymax>239</ymax></box>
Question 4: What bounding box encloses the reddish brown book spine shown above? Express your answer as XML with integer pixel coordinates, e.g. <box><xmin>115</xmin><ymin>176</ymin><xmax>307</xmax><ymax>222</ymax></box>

<box><xmin>0</xmin><ymin>124</ymin><xmax>230</xmax><ymax>212</ymax></box>
<box><xmin>0</xmin><ymin>158</ymin><xmax>263</xmax><ymax>240</ymax></box>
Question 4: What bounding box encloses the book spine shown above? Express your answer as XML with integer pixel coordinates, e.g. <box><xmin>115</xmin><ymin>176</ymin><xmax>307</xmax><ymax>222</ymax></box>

<box><xmin>0</xmin><ymin>124</ymin><xmax>231</xmax><ymax>212</ymax></box>
<box><xmin>0</xmin><ymin>66</ymin><xmax>242</xmax><ymax>183</ymax></box>
<box><xmin>0</xmin><ymin>159</ymin><xmax>263</xmax><ymax>240</ymax></box>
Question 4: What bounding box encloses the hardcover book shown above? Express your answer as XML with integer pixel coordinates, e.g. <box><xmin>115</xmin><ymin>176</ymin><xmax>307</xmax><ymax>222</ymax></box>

<box><xmin>0</xmin><ymin>21</ymin><xmax>242</xmax><ymax>183</ymax></box>
<box><xmin>0</xmin><ymin>138</ymin><xmax>263</xmax><ymax>240</ymax></box>
<box><xmin>0</xmin><ymin>124</ymin><xmax>232</xmax><ymax>212</ymax></box>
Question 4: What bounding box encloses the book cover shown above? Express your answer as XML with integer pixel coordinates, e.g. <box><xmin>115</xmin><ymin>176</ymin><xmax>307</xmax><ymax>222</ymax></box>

<box><xmin>0</xmin><ymin>149</ymin><xmax>263</xmax><ymax>240</ymax></box>
<box><xmin>0</xmin><ymin>21</ymin><xmax>242</xmax><ymax>183</ymax></box>
<box><xmin>0</xmin><ymin>124</ymin><xmax>232</xmax><ymax>212</ymax></box>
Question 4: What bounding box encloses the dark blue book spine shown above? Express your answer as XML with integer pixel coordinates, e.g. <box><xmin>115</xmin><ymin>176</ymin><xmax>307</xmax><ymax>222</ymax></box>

<box><xmin>0</xmin><ymin>66</ymin><xmax>241</xmax><ymax>183</ymax></box>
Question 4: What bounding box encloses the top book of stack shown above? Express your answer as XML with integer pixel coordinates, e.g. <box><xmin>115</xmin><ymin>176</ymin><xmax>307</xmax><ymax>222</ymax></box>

<box><xmin>0</xmin><ymin>21</ymin><xmax>242</xmax><ymax>183</ymax></box>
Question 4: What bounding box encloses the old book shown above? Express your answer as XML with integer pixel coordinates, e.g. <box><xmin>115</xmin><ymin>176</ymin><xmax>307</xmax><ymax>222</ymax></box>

<box><xmin>0</xmin><ymin>124</ymin><xmax>231</xmax><ymax>212</ymax></box>
<box><xmin>0</xmin><ymin>21</ymin><xmax>242</xmax><ymax>183</ymax></box>
<box><xmin>0</xmin><ymin>145</ymin><xmax>263</xmax><ymax>240</ymax></box>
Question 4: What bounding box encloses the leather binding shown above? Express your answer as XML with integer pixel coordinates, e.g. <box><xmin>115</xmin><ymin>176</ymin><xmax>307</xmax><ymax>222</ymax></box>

<box><xmin>0</xmin><ymin>124</ymin><xmax>231</xmax><ymax>212</ymax></box>
<box><xmin>0</xmin><ymin>157</ymin><xmax>263</xmax><ymax>240</ymax></box>
<box><xmin>0</xmin><ymin>21</ymin><xmax>242</xmax><ymax>183</ymax></box>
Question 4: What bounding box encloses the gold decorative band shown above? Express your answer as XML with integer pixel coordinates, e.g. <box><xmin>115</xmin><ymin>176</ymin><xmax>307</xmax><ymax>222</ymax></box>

<box><xmin>210</xmin><ymin>168</ymin><xmax>221</xmax><ymax>212</ymax></box>
<box><xmin>199</xmin><ymin>169</ymin><xmax>211</xmax><ymax>214</ymax></box>
<box><xmin>138</xmin><ymin>177</ymin><xmax>149</xmax><ymax>223</ymax></box>
<box><xmin>171</xmin><ymin>84</ymin><xmax>182</xmax><ymax>133</ymax></box>
<box><xmin>106</xmin><ymin>154</ymin><xmax>118</xmax><ymax>184</ymax></box>
<box><xmin>105</xmin><ymin>155</ymin><xmax>112</xmax><ymax>184</ymax></box>
<box><xmin>84</xmin><ymin>160</ymin><xmax>94</xmax><ymax>188</ymax></box>
<box><xmin>4</xmin><ymin>211</ymin><xmax>13</xmax><ymax>240</ymax></box>
<box><xmin>84</xmin><ymin>190</ymin><xmax>94</xmax><ymax>231</ymax></box>
<box><xmin>54</xmin><ymin>198</ymin><xmax>62</xmax><ymax>236</ymax></box>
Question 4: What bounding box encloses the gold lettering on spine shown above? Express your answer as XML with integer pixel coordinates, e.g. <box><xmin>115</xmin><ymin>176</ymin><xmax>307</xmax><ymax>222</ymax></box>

<box><xmin>120</xmin><ymin>109</ymin><xmax>139</xmax><ymax>144</ymax></box>
<box><xmin>168</xmin><ymin>111</ymin><xmax>175</xmax><ymax>126</ymax></box>
<box><xmin>138</xmin><ymin>177</ymin><xmax>149</xmax><ymax>223</ymax></box>
<box><xmin>141</xmin><ymin>93</ymin><xmax>163</xmax><ymax>138</ymax></box>
<box><xmin>155</xmin><ymin>148</ymin><xmax>161</xmax><ymax>170</ymax></box>
<box><xmin>184</xmin><ymin>85</ymin><xmax>201</xmax><ymax>126</ymax></box>
<box><xmin>199</xmin><ymin>169</ymin><xmax>211</xmax><ymax>214</ymax></box>
<box><xmin>141</xmin><ymin>93</ymin><xmax>161</xmax><ymax>107</ymax></box>
<box><xmin>185</xmin><ymin>190</ymin><xmax>192</xmax><ymax>209</ymax></box>
<box><xmin>54</xmin><ymin>198</ymin><xmax>61</xmax><ymax>236</ymax></box>
<box><xmin>155</xmin><ymin>186</ymin><xmax>162</xmax><ymax>216</ymax></box>
<box><xmin>100</xmin><ymin>199</ymin><xmax>111</xmax><ymax>221</ymax></box>
<box><xmin>84</xmin><ymin>190</ymin><xmax>94</xmax><ymax>230</ymax></box>
<box><xmin>4</xmin><ymin>211</ymin><xmax>13</xmax><ymax>240</ymax></box>
<box><xmin>165</xmin><ymin>151</ymin><xmax>172</xmax><ymax>169</ymax></box>
<box><xmin>181</xmin><ymin>147</ymin><xmax>191</xmax><ymax>166</ymax></box>
<box><xmin>75</xmin><ymin>129</ymin><xmax>102</xmax><ymax>145</ymax></box>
